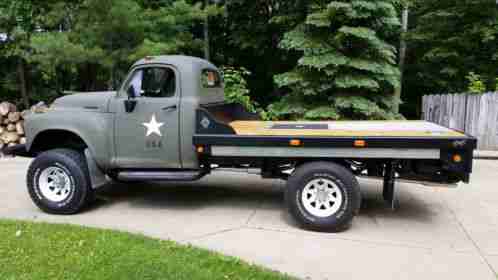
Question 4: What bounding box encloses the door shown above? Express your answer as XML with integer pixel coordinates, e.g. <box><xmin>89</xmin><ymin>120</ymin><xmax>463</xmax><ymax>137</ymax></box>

<box><xmin>113</xmin><ymin>65</ymin><xmax>181</xmax><ymax>168</ymax></box>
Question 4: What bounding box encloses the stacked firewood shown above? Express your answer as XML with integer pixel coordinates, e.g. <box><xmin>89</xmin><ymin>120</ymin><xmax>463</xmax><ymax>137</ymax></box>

<box><xmin>0</xmin><ymin>102</ymin><xmax>29</xmax><ymax>151</ymax></box>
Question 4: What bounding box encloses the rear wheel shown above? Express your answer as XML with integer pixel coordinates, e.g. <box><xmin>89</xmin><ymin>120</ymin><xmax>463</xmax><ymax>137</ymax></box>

<box><xmin>27</xmin><ymin>149</ymin><xmax>94</xmax><ymax>214</ymax></box>
<box><xmin>285</xmin><ymin>161</ymin><xmax>361</xmax><ymax>232</ymax></box>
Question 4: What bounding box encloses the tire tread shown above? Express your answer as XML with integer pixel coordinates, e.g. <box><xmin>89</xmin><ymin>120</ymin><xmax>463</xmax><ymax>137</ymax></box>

<box><xmin>26</xmin><ymin>148</ymin><xmax>93</xmax><ymax>214</ymax></box>
<box><xmin>285</xmin><ymin>161</ymin><xmax>361</xmax><ymax>232</ymax></box>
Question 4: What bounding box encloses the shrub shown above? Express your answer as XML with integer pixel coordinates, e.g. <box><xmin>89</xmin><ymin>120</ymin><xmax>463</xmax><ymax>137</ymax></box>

<box><xmin>466</xmin><ymin>72</ymin><xmax>486</xmax><ymax>94</ymax></box>
<box><xmin>220</xmin><ymin>66</ymin><xmax>258</xmax><ymax>113</ymax></box>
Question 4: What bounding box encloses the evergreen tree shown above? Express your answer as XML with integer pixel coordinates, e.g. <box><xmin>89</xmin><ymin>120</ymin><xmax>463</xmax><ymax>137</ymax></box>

<box><xmin>269</xmin><ymin>0</ymin><xmax>402</xmax><ymax>120</ymax></box>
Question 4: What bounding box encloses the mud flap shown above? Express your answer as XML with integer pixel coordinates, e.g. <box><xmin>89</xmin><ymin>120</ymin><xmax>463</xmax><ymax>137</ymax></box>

<box><xmin>383</xmin><ymin>160</ymin><xmax>398</xmax><ymax>210</ymax></box>
<box><xmin>84</xmin><ymin>149</ymin><xmax>108</xmax><ymax>189</ymax></box>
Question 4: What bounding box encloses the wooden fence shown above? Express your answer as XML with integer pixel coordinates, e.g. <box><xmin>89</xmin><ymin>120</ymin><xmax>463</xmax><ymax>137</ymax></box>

<box><xmin>422</xmin><ymin>92</ymin><xmax>498</xmax><ymax>150</ymax></box>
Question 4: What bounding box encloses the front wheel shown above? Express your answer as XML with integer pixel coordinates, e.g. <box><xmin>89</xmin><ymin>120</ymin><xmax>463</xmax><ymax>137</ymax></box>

<box><xmin>27</xmin><ymin>149</ymin><xmax>94</xmax><ymax>214</ymax></box>
<box><xmin>285</xmin><ymin>161</ymin><xmax>362</xmax><ymax>232</ymax></box>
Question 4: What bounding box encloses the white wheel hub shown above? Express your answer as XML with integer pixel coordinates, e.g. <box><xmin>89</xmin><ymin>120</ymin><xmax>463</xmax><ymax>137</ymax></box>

<box><xmin>39</xmin><ymin>167</ymin><xmax>73</xmax><ymax>202</ymax></box>
<box><xmin>301</xmin><ymin>178</ymin><xmax>343</xmax><ymax>218</ymax></box>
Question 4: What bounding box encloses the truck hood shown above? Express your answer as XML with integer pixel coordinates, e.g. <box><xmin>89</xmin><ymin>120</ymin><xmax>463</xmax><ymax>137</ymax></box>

<box><xmin>52</xmin><ymin>91</ymin><xmax>116</xmax><ymax>112</ymax></box>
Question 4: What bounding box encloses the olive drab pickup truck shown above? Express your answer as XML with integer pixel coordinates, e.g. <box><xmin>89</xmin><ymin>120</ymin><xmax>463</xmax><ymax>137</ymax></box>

<box><xmin>4</xmin><ymin>55</ymin><xmax>477</xmax><ymax>232</ymax></box>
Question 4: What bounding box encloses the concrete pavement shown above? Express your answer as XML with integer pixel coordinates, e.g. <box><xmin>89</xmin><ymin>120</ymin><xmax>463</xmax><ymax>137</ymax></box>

<box><xmin>475</xmin><ymin>150</ymin><xmax>498</xmax><ymax>160</ymax></box>
<box><xmin>1</xmin><ymin>157</ymin><xmax>497</xmax><ymax>279</ymax></box>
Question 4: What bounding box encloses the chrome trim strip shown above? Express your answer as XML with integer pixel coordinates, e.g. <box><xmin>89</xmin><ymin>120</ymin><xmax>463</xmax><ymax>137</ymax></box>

<box><xmin>211</xmin><ymin>146</ymin><xmax>440</xmax><ymax>159</ymax></box>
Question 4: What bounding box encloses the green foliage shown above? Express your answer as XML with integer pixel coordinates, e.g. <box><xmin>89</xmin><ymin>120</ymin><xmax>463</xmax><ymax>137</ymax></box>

<box><xmin>271</xmin><ymin>0</ymin><xmax>402</xmax><ymax>120</ymax></box>
<box><xmin>0</xmin><ymin>0</ymin><xmax>56</xmax><ymax>107</ymax></box>
<box><xmin>265</xmin><ymin>92</ymin><xmax>340</xmax><ymax>121</ymax></box>
<box><xmin>405</xmin><ymin>0</ymin><xmax>498</xmax><ymax>98</ymax></box>
<box><xmin>220</xmin><ymin>66</ymin><xmax>258</xmax><ymax>113</ymax></box>
<box><xmin>0</xmin><ymin>0</ymin><xmax>44</xmax><ymax>59</ymax></box>
<box><xmin>265</xmin><ymin>91</ymin><xmax>403</xmax><ymax>121</ymax></box>
<box><xmin>466</xmin><ymin>72</ymin><xmax>486</xmax><ymax>94</ymax></box>
<box><xmin>27</xmin><ymin>0</ymin><xmax>216</xmax><ymax>91</ymax></box>
<box><xmin>209</xmin><ymin>0</ymin><xmax>305</xmax><ymax>107</ymax></box>
<box><xmin>1</xmin><ymin>0</ymin><xmax>496</xmax><ymax>120</ymax></box>
<box><xmin>0</xmin><ymin>0</ymin><xmax>219</xmax><ymax>104</ymax></box>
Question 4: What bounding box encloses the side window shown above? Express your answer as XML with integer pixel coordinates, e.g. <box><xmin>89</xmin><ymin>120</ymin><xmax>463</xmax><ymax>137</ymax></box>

<box><xmin>201</xmin><ymin>69</ymin><xmax>221</xmax><ymax>88</ymax></box>
<box><xmin>126</xmin><ymin>67</ymin><xmax>176</xmax><ymax>98</ymax></box>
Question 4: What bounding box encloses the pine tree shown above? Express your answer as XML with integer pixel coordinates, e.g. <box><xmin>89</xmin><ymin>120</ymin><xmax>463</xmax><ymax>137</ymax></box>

<box><xmin>269</xmin><ymin>0</ymin><xmax>402</xmax><ymax>120</ymax></box>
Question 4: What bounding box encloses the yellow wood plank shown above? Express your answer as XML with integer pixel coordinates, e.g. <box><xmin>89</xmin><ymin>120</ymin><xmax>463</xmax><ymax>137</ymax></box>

<box><xmin>229</xmin><ymin>121</ymin><xmax>466</xmax><ymax>137</ymax></box>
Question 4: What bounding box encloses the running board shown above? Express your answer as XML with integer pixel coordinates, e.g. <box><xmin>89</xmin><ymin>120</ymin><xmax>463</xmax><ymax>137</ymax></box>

<box><xmin>117</xmin><ymin>171</ymin><xmax>205</xmax><ymax>182</ymax></box>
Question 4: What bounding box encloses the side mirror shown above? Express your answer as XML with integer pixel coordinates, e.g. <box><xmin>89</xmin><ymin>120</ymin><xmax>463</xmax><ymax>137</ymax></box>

<box><xmin>124</xmin><ymin>86</ymin><xmax>137</xmax><ymax>113</ymax></box>
<box><xmin>127</xmin><ymin>86</ymin><xmax>136</xmax><ymax>99</ymax></box>
<box><xmin>124</xmin><ymin>99</ymin><xmax>137</xmax><ymax>113</ymax></box>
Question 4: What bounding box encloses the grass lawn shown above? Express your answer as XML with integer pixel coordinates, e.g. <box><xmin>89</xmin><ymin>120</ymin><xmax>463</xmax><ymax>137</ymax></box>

<box><xmin>0</xmin><ymin>219</ymin><xmax>293</xmax><ymax>280</ymax></box>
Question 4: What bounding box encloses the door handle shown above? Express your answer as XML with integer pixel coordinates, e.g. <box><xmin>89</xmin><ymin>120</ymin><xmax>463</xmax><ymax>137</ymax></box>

<box><xmin>162</xmin><ymin>105</ymin><xmax>177</xmax><ymax>112</ymax></box>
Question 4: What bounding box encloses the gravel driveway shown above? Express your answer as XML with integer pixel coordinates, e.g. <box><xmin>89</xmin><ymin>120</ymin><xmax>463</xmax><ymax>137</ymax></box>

<box><xmin>1</xmin><ymin>157</ymin><xmax>498</xmax><ymax>280</ymax></box>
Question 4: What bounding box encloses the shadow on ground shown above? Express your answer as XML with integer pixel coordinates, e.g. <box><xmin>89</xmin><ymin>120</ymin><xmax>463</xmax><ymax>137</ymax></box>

<box><xmin>88</xmin><ymin>174</ymin><xmax>436</xmax><ymax>229</ymax></box>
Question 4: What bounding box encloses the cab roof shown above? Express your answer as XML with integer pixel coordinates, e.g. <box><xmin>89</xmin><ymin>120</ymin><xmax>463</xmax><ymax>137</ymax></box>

<box><xmin>132</xmin><ymin>55</ymin><xmax>217</xmax><ymax>70</ymax></box>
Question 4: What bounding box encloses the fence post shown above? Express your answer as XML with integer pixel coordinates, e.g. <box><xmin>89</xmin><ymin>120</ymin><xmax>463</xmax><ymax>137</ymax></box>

<box><xmin>463</xmin><ymin>93</ymin><xmax>468</xmax><ymax>133</ymax></box>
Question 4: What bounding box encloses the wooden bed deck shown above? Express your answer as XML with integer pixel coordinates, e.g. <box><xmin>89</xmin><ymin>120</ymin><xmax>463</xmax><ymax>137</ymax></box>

<box><xmin>229</xmin><ymin>120</ymin><xmax>466</xmax><ymax>138</ymax></box>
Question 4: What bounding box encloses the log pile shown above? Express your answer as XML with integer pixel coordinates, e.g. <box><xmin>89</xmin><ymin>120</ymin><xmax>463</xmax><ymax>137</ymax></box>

<box><xmin>0</xmin><ymin>102</ymin><xmax>29</xmax><ymax>152</ymax></box>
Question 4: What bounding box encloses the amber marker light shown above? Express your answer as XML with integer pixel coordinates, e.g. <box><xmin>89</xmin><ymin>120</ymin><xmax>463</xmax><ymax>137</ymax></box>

<box><xmin>453</xmin><ymin>154</ymin><xmax>462</xmax><ymax>163</ymax></box>
<box><xmin>196</xmin><ymin>146</ymin><xmax>205</xmax><ymax>153</ymax></box>
<box><xmin>354</xmin><ymin>140</ymin><xmax>366</xmax><ymax>147</ymax></box>
<box><xmin>289</xmin><ymin>139</ymin><xmax>302</xmax><ymax>146</ymax></box>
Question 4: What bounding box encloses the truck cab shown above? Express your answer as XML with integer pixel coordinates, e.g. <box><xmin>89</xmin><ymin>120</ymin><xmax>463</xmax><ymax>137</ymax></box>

<box><xmin>11</xmin><ymin>55</ymin><xmax>477</xmax><ymax>232</ymax></box>
<box><xmin>108</xmin><ymin>56</ymin><xmax>224</xmax><ymax>170</ymax></box>
<box><xmin>22</xmin><ymin>56</ymin><xmax>226</xmax><ymax>171</ymax></box>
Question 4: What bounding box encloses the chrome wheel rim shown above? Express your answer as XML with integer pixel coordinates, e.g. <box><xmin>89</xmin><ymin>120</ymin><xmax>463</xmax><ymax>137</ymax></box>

<box><xmin>301</xmin><ymin>178</ymin><xmax>343</xmax><ymax>218</ymax></box>
<box><xmin>39</xmin><ymin>167</ymin><xmax>72</xmax><ymax>202</ymax></box>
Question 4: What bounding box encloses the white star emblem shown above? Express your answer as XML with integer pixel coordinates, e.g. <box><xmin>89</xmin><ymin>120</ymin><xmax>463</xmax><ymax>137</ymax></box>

<box><xmin>142</xmin><ymin>114</ymin><xmax>164</xmax><ymax>137</ymax></box>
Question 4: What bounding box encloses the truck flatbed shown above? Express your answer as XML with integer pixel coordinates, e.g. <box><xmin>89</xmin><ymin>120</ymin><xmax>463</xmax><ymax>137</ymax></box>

<box><xmin>194</xmin><ymin>114</ymin><xmax>475</xmax><ymax>160</ymax></box>
<box><xmin>228</xmin><ymin>120</ymin><xmax>465</xmax><ymax>137</ymax></box>
<box><xmin>194</xmin><ymin>107</ymin><xmax>476</xmax><ymax>193</ymax></box>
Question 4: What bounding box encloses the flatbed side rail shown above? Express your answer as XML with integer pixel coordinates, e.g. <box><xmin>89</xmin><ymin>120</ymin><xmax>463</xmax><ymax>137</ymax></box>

<box><xmin>193</xmin><ymin>134</ymin><xmax>476</xmax><ymax>180</ymax></box>
<box><xmin>208</xmin><ymin>146</ymin><xmax>440</xmax><ymax>159</ymax></box>
<box><xmin>193</xmin><ymin>134</ymin><xmax>477</xmax><ymax>150</ymax></box>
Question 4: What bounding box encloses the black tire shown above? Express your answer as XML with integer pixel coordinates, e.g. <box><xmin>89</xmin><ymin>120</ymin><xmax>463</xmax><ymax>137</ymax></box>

<box><xmin>26</xmin><ymin>148</ymin><xmax>94</xmax><ymax>214</ymax></box>
<box><xmin>285</xmin><ymin>161</ymin><xmax>362</xmax><ymax>232</ymax></box>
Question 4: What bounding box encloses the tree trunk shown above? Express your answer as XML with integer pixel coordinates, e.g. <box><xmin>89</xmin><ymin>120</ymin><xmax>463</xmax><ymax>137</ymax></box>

<box><xmin>203</xmin><ymin>0</ymin><xmax>210</xmax><ymax>61</ymax></box>
<box><xmin>86</xmin><ymin>63</ymin><xmax>92</xmax><ymax>91</ymax></box>
<box><xmin>17</xmin><ymin>58</ymin><xmax>29</xmax><ymax>109</ymax></box>
<box><xmin>108</xmin><ymin>66</ymin><xmax>115</xmax><ymax>90</ymax></box>
<box><xmin>393</xmin><ymin>5</ymin><xmax>409</xmax><ymax>114</ymax></box>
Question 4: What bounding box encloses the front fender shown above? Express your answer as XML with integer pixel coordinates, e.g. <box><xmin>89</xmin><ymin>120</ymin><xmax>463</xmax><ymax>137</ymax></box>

<box><xmin>24</xmin><ymin>110</ymin><xmax>114</xmax><ymax>170</ymax></box>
